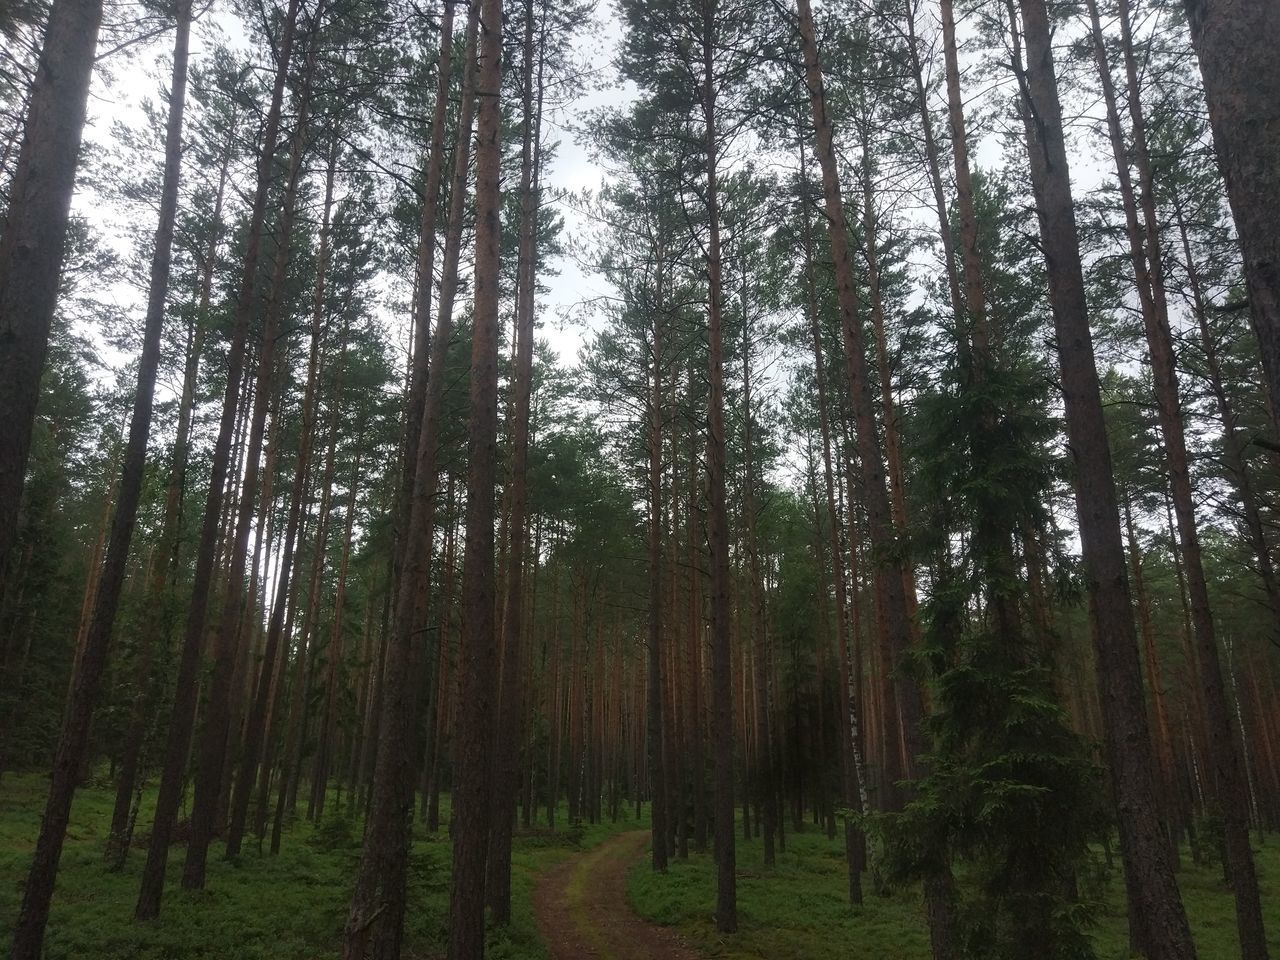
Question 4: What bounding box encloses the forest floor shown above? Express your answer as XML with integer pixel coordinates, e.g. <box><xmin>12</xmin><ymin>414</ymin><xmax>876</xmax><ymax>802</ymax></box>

<box><xmin>3</xmin><ymin>772</ymin><xmax>1280</xmax><ymax>959</ymax></box>
<box><xmin>0</xmin><ymin>772</ymin><xmax>642</xmax><ymax>959</ymax></box>
<box><xmin>625</xmin><ymin>823</ymin><xmax>1280</xmax><ymax>960</ymax></box>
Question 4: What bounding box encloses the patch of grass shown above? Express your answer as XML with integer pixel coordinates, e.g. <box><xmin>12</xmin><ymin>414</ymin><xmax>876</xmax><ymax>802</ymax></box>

<box><xmin>627</xmin><ymin>824</ymin><xmax>1280</xmax><ymax>959</ymax></box>
<box><xmin>0</xmin><ymin>772</ymin><xmax>645</xmax><ymax>959</ymax></box>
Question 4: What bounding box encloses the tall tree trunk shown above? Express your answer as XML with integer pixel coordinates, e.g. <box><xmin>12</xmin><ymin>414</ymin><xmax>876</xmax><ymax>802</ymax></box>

<box><xmin>343</xmin><ymin>6</ymin><xmax>481</xmax><ymax>957</ymax></box>
<box><xmin>1173</xmin><ymin>197</ymin><xmax>1280</xmax><ymax>636</ymax></box>
<box><xmin>10</xmin><ymin>0</ymin><xmax>190</xmax><ymax>949</ymax></box>
<box><xmin>799</xmin><ymin>140</ymin><xmax>865</xmax><ymax>899</ymax></box>
<box><xmin>183</xmin><ymin>31</ymin><xmax>321</xmax><ymax>886</ymax></box>
<box><xmin>106</xmin><ymin>116</ymin><xmax>234</xmax><ymax>868</ymax></box>
<box><xmin>226</xmin><ymin>140</ymin><xmax>339</xmax><ymax>858</ymax></box>
<box><xmin>1122</xmin><ymin>488</ymin><xmax>1181</xmax><ymax>841</ymax></box>
<box><xmin>794</xmin><ymin>0</ymin><xmax>953</xmax><ymax>952</ymax></box>
<box><xmin>1010</xmin><ymin>1</ymin><xmax>1195</xmax><ymax>954</ymax></box>
<box><xmin>741</xmin><ymin>268</ymin><xmax>776</xmax><ymax>867</ymax></box>
<box><xmin>446</xmin><ymin>0</ymin><xmax>503</xmax><ymax>951</ymax></box>
<box><xmin>134</xmin><ymin>0</ymin><xmax>303</xmax><ymax>920</ymax></box>
<box><xmin>645</xmin><ymin>251</ymin><xmax>670</xmax><ymax>871</ymax></box>
<box><xmin>0</xmin><ymin>0</ymin><xmax>104</xmax><ymax>590</ymax></box>
<box><xmin>396</xmin><ymin>0</ymin><xmax>456</xmax><ymax>572</ymax></box>
<box><xmin>701</xmin><ymin>0</ymin><xmax>736</xmax><ymax>932</ymax></box>
<box><xmin>1180</xmin><ymin>0</ymin><xmax>1280</xmax><ymax>418</ymax></box>
<box><xmin>1089</xmin><ymin>3</ymin><xmax>1267</xmax><ymax>950</ymax></box>
<box><xmin>312</xmin><ymin>434</ymin><xmax>364</xmax><ymax>819</ymax></box>
<box><xmin>898</xmin><ymin>0</ymin><xmax>965</xmax><ymax>333</ymax></box>
<box><xmin>486</xmin><ymin>0</ymin><xmax>542</xmax><ymax>919</ymax></box>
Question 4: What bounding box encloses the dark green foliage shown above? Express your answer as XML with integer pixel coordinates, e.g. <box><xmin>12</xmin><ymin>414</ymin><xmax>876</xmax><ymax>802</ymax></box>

<box><xmin>880</xmin><ymin>170</ymin><xmax>1106</xmax><ymax>960</ymax></box>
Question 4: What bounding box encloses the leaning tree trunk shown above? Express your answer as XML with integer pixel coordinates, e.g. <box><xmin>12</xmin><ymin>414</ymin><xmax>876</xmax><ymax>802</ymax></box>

<box><xmin>1011</xmin><ymin>0</ymin><xmax>1196</xmax><ymax>955</ymax></box>
<box><xmin>342</xmin><ymin>7</ymin><xmax>481</xmax><ymax>958</ymax></box>
<box><xmin>9</xmin><ymin>0</ymin><xmax>191</xmax><ymax>952</ymax></box>
<box><xmin>794</xmin><ymin>0</ymin><xmax>955</xmax><ymax>954</ymax></box>
<box><xmin>1181</xmin><ymin>0</ymin><xmax>1280</xmax><ymax>421</ymax></box>
<box><xmin>0</xmin><ymin>0</ymin><xmax>104</xmax><ymax>594</ymax></box>
<box><xmin>183</xmin><ymin>34</ymin><xmax>320</xmax><ymax>887</ymax></box>
<box><xmin>1088</xmin><ymin>2</ymin><xmax>1268</xmax><ymax>951</ymax></box>
<box><xmin>134</xmin><ymin>0</ymin><xmax>303</xmax><ymax>920</ymax></box>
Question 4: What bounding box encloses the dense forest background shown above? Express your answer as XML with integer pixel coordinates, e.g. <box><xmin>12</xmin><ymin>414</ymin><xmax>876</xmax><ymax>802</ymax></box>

<box><xmin>1</xmin><ymin>0</ymin><xmax>1279</xmax><ymax>957</ymax></box>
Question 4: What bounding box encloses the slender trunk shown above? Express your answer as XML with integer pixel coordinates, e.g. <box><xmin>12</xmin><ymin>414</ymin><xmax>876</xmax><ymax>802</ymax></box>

<box><xmin>1180</xmin><ymin>0</ymin><xmax>1280</xmax><ymax>418</ymax></box>
<box><xmin>800</xmin><ymin>141</ymin><xmax>866</xmax><ymax>896</ymax></box>
<box><xmin>343</xmin><ymin>7</ymin><xmax>482</xmax><ymax>958</ymax></box>
<box><xmin>1173</xmin><ymin>198</ymin><xmax>1280</xmax><ymax>636</ymax></box>
<box><xmin>228</xmin><ymin>142</ymin><xmax>338</xmax><ymax>856</ymax></box>
<box><xmin>445</xmin><ymin>0</ymin><xmax>503</xmax><ymax>950</ymax></box>
<box><xmin>183</xmin><ymin>34</ymin><xmax>321</xmax><ymax>886</ymax></box>
<box><xmin>647</xmin><ymin>273</ymin><xmax>669</xmax><ymax>871</ymax></box>
<box><xmin>741</xmin><ymin>264</ymin><xmax>775</xmax><ymax>867</ymax></box>
<box><xmin>1011</xmin><ymin>1</ymin><xmax>1195</xmax><ymax>954</ymax></box>
<box><xmin>106</xmin><ymin>120</ymin><xmax>234</xmax><ymax>867</ymax></box>
<box><xmin>0</xmin><ymin>0</ymin><xmax>105</xmax><ymax>590</ymax></box>
<box><xmin>486</xmin><ymin>0</ymin><xmax>541</xmax><ymax>919</ymax></box>
<box><xmin>701</xmin><ymin>1</ymin><xmax>736</xmax><ymax>932</ymax></box>
<box><xmin>898</xmin><ymin>0</ymin><xmax>965</xmax><ymax>333</ymax></box>
<box><xmin>1090</xmin><ymin>2</ymin><xmax>1266</xmax><ymax>948</ymax></box>
<box><xmin>313</xmin><ymin>434</ymin><xmax>363</xmax><ymax>819</ymax></box>
<box><xmin>275</xmin><ymin>385</ymin><xmax>343</xmax><ymax>848</ymax></box>
<box><xmin>396</xmin><ymin>0</ymin><xmax>456</xmax><ymax>572</ymax></box>
<box><xmin>10</xmin><ymin>2</ymin><xmax>190</xmax><ymax>947</ymax></box>
<box><xmin>795</xmin><ymin>0</ymin><xmax>952</xmax><ymax>950</ymax></box>
<box><xmin>134</xmin><ymin>0</ymin><xmax>303</xmax><ymax>920</ymax></box>
<box><xmin>1122</xmin><ymin>488</ymin><xmax>1180</xmax><ymax>833</ymax></box>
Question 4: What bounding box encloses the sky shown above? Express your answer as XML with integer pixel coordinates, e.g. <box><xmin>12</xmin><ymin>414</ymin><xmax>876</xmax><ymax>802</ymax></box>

<box><xmin>74</xmin><ymin>0</ymin><xmax>631</xmax><ymax>383</ymax></box>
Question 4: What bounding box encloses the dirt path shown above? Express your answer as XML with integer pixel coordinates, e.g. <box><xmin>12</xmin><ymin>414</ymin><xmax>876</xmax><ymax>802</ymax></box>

<box><xmin>532</xmin><ymin>830</ymin><xmax>704</xmax><ymax>960</ymax></box>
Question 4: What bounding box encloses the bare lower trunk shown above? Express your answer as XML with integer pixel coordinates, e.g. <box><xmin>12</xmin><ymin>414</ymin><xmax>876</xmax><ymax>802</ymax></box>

<box><xmin>10</xmin><ymin>1</ymin><xmax>189</xmax><ymax>950</ymax></box>
<box><xmin>1011</xmin><ymin>1</ymin><xmax>1196</xmax><ymax>954</ymax></box>
<box><xmin>701</xmin><ymin>3</ymin><xmax>737</xmax><ymax>932</ymax></box>
<box><xmin>486</xmin><ymin>0</ymin><xmax>542</xmax><ymax>919</ymax></box>
<box><xmin>794</xmin><ymin>0</ymin><xmax>950</xmax><ymax>951</ymax></box>
<box><xmin>445</xmin><ymin>0</ymin><xmax>503</xmax><ymax>952</ymax></box>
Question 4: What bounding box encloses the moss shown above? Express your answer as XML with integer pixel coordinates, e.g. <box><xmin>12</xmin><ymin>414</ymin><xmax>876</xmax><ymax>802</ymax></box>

<box><xmin>625</xmin><ymin>823</ymin><xmax>1280</xmax><ymax>960</ymax></box>
<box><xmin>0</xmin><ymin>773</ymin><xmax>641</xmax><ymax>960</ymax></box>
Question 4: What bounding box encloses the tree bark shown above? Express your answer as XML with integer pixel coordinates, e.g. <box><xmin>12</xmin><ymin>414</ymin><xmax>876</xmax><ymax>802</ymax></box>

<box><xmin>486</xmin><ymin>0</ymin><xmax>542</xmax><ymax>920</ymax></box>
<box><xmin>225</xmin><ymin>140</ymin><xmax>339</xmax><ymax>858</ymax></box>
<box><xmin>134</xmin><ymin>0</ymin><xmax>303</xmax><ymax>919</ymax></box>
<box><xmin>1181</xmin><ymin>0</ymin><xmax>1280</xmax><ymax>420</ymax></box>
<box><xmin>1089</xmin><ymin>3</ymin><xmax>1267</xmax><ymax>950</ymax></box>
<box><xmin>1011</xmin><ymin>1</ymin><xmax>1196</xmax><ymax>954</ymax></box>
<box><xmin>445</xmin><ymin>0</ymin><xmax>503</xmax><ymax>950</ymax></box>
<box><xmin>343</xmin><ymin>5</ymin><xmax>481</xmax><ymax>956</ymax></box>
<box><xmin>794</xmin><ymin>0</ymin><xmax>953</xmax><ymax>952</ymax></box>
<box><xmin>700</xmin><ymin>0</ymin><xmax>737</xmax><ymax>933</ymax></box>
<box><xmin>0</xmin><ymin>0</ymin><xmax>104</xmax><ymax>592</ymax></box>
<box><xmin>183</xmin><ymin>30</ymin><xmax>321</xmax><ymax>887</ymax></box>
<box><xmin>9</xmin><ymin>0</ymin><xmax>190</xmax><ymax>949</ymax></box>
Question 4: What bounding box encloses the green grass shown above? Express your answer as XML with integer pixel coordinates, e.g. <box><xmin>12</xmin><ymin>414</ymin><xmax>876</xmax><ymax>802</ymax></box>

<box><xmin>0</xmin><ymin>772</ymin><xmax>644</xmax><ymax>959</ymax></box>
<box><xmin>626</xmin><ymin>823</ymin><xmax>1280</xmax><ymax>959</ymax></box>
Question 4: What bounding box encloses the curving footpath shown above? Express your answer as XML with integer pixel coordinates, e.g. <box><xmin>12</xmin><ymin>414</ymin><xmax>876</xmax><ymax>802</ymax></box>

<box><xmin>532</xmin><ymin>830</ymin><xmax>704</xmax><ymax>960</ymax></box>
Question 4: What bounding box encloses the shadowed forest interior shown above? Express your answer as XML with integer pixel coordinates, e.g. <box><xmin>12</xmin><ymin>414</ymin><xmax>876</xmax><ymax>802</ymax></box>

<box><xmin>1</xmin><ymin>0</ymin><xmax>1280</xmax><ymax>957</ymax></box>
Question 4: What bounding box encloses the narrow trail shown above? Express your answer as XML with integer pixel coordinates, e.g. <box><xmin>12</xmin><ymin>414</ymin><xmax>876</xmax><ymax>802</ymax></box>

<box><xmin>532</xmin><ymin>830</ymin><xmax>705</xmax><ymax>960</ymax></box>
